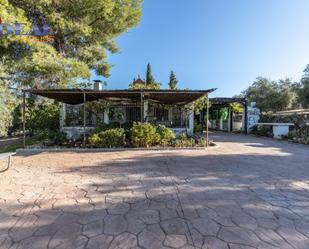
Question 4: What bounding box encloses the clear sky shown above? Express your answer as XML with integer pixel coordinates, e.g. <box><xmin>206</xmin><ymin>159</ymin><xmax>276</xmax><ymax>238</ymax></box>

<box><xmin>93</xmin><ymin>0</ymin><xmax>309</xmax><ymax>97</ymax></box>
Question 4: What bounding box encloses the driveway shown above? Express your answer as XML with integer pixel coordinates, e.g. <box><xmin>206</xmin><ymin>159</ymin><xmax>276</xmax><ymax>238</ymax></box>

<box><xmin>0</xmin><ymin>133</ymin><xmax>309</xmax><ymax>249</ymax></box>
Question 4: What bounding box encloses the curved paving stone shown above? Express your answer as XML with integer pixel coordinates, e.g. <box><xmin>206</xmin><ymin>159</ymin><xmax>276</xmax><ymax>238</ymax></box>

<box><xmin>107</xmin><ymin>203</ymin><xmax>130</xmax><ymax>215</ymax></box>
<box><xmin>277</xmin><ymin>226</ymin><xmax>309</xmax><ymax>249</ymax></box>
<box><xmin>218</xmin><ymin>226</ymin><xmax>261</xmax><ymax>247</ymax></box>
<box><xmin>18</xmin><ymin>236</ymin><xmax>50</xmax><ymax>249</ymax></box>
<box><xmin>138</xmin><ymin>224</ymin><xmax>165</xmax><ymax>249</ymax></box>
<box><xmin>163</xmin><ymin>234</ymin><xmax>187</xmax><ymax>248</ymax></box>
<box><xmin>159</xmin><ymin>208</ymin><xmax>179</xmax><ymax>220</ymax></box>
<box><xmin>78</xmin><ymin>209</ymin><xmax>107</xmax><ymax>224</ymax></box>
<box><xmin>48</xmin><ymin>223</ymin><xmax>82</xmax><ymax>249</ymax></box>
<box><xmin>254</xmin><ymin>227</ymin><xmax>294</xmax><ymax>249</ymax></box>
<box><xmin>109</xmin><ymin>232</ymin><xmax>137</xmax><ymax>249</ymax></box>
<box><xmin>138</xmin><ymin>209</ymin><xmax>160</xmax><ymax>224</ymax></box>
<box><xmin>0</xmin><ymin>234</ymin><xmax>12</xmax><ymax>249</ymax></box>
<box><xmin>82</xmin><ymin>219</ymin><xmax>104</xmax><ymax>237</ymax></box>
<box><xmin>160</xmin><ymin>218</ymin><xmax>188</xmax><ymax>235</ymax></box>
<box><xmin>191</xmin><ymin>217</ymin><xmax>220</xmax><ymax>236</ymax></box>
<box><xmin>103</xmin><ymin>214</ymin><xmax>127</xmax><ymax>235</ymax></box>
<box><xmin>202</xmin><ymin>236</ymin><xmax>229</xmax><ymax>249</ymax></box>
<box><xmin>228</xmin><ymin>244</ymin><xmax>256</xmax><ymax>249</ymax></box>
<box><xmin>86</xmin><ymin>234</ymin><xmax>113</xmax><ymax>249</ymax></box>
<box><xmin>126</xmin><ymin>214</ymin><xmax>146</xmax><ymax>235</ymax></box>
<box><xmin>9</xmin><ymin>214</ymin><xmax>38</xmax><ymax>242</ymax></box>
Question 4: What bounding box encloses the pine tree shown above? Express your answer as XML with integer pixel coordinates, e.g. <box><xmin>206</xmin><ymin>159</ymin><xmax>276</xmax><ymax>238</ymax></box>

<box><xmin>0</xmin><ymin>0</ymin><xmax>142</xmax><ymax>88</ymax></box>
<box><xmin>169</xmin><ymin>71</ymin><xmax>178</xmax><ymax>90</ymax></box>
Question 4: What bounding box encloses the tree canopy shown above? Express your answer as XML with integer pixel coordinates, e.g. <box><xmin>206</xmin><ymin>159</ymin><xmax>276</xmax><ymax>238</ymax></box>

<box><xmin>242</xmin><ymin>77</ymin><xmax>297</xmax><ymax>112</ymax></box>
<box><xmin>0</xmin><ymin>0</ymin><xmax>142</xmax><ymax>88</ymax></box>
<box><xmin>297</xmin><ymin>65</ymin><xmax>309</xmax><ymax>108</ymax></box>
<box><xmin>0</xmin><ymin>81</ymin><xmax>15</xmax><ymax>136</ymax></box>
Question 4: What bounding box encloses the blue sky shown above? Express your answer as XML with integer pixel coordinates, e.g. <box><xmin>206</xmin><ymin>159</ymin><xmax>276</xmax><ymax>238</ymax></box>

<box><xmin>93</xmin><ymin>0</ymin><xmax>309</xmax><ymax>97</ymax></box>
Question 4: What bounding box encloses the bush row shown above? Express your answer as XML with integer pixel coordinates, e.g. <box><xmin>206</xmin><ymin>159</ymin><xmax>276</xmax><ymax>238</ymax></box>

<box><xmin>88</xmin><ymin>122</ymin><xmax>206</xmax><ymax>148</ymax></box>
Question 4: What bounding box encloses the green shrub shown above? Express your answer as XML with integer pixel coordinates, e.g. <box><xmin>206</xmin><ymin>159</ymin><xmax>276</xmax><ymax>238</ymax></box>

<box><xmin>122</xmin><ymin>122</ymin><xmax>134</xmax><ymax>140</ymax></box>
<box><xmin>26</xmin><ymin>99</ymin><xmax>60</xmax><ymax>136</ymax></box>
<box><xmin>39</xmin><ymin>131</ymin><xmax>67</xmax><ymax>146</ymax></box>
<box><xmin>219</xmin><ymin>108</ymin><xmax>229</xmax><ymax>120</ymax></box>
<box><xmin>251</xmin><ymin>125</ymin><xmax>272</xmax><ymax>137</ymax></box>
<box><xmin>194</xmin><ymin>121</ymin><xmax>202</xmax><ymax>133</ymax></box>
<box><xmin>174</xmin><ymin>134</ymin><xmax>195</xmax><ymax>147</ymax></box>
<box><xmin>122</xmin><ymin>122</ymin><xmax>134</xmax><ymax>131</ymax></box>
<box><xmin>130</xmin><ymin>122</ymin><xmax>160</xmax><ymax>147</ymax></box>
<box><xmin>0</xmin><ymin>83</ymin><xmax>16</xmax><ymax>137</ymax></box>
<box><xmin>92</xmin><ymin>122</ymin><xmax>120</xmax><ymax>134</ymax></box>
<box><xmin>156</xmin><ymin>125</ymin><xmax>176</xmax><ymax>146</ymax></box>
<box><xmin>48</xmin><ymin>131</ymin><xmax>67</xmax><ymax>145</ymax></box>
<box><xmin>89</xmin><ymin>133</ymin><xmax>101</xmax><ymax>147</ymax></box>
<box><xmin>197</xmin><ymin>137</ymin><xmax>207</xmax><ymax>147</ymax></box>
<box><xmin>287</xmin><ymin>130</ymin><xmax>297</xmax><ymax>140</ymax></box>
<box><xmin>89</xmin><ymin>128</ymin><xmax>125</xmax><ymax>148</ymax></box>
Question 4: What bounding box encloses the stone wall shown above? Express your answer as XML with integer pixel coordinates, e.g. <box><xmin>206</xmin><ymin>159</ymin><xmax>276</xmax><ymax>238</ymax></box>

<box><xmin>260</xmin><ymin>112</ymin><xmax>309</xmax><ymax>144</ymax></box>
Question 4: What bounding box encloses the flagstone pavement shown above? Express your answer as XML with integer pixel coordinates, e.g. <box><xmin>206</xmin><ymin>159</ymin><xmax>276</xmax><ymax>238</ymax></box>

<box><xmin>1</xmin><ymin>132</ymin><xmax>309</xmax><ymax>249</ymax></box>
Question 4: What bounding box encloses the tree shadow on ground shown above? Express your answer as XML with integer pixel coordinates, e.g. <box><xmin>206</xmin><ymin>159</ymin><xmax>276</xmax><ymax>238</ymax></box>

<box><xmin>1</xmin><ymin>133</ymin><xmax>309</xmax><ymax>249</ymax></box>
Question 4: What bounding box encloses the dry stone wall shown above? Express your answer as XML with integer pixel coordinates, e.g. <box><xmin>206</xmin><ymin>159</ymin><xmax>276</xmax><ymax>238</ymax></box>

<box><xmin>261</xmin><ymin>112</ymin><xmax>309</xmax><ymax>144</ymax></box>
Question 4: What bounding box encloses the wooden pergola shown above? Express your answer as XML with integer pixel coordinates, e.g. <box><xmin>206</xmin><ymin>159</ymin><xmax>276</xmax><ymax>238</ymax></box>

<box><xmin>209</xmin><ymin>97</ymin><xmax>248</xmax><ymax>134</ymax></box>
<box><xmin>22</xmin><ymin>88</ymin><xmax>216</xmax><ymax>148</ymax></box>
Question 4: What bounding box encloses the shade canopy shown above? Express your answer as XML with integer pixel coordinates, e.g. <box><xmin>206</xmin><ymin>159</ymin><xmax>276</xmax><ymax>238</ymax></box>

<box><xmin>210</xmin><ymin>97</ymin><xmax>246</xmax><ymax>106</ymax></box>
<box><xmin>23</xmin><ymin>89</ymin><xmax>217</xmax><ymax>105</ymax></box>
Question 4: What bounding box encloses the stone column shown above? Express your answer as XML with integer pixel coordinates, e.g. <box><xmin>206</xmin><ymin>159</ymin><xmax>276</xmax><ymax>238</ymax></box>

<box><xmin>227</xmin><ymin>107</ymin><xmax>232</xmax><ymax>132</ymax></box>
<box><xmin>143</xmin><ymin>100</ymin><xmax>148</xmax><ymax>122</ymax></box>
<box><xmin>219</xmin><ymin>119</ymin><xmax>223</xmax><ymax>130</ymax></box>
<box><xmin>104</xmin><ymin>109</ymin><xmax>109</xmax><ymax>124</ymax></box>
<box><xmin>168</xmin><ymin>107</ymin><xmax>173</xmax><ymax>125</ymax></box>
<box><xmin>59</xmin><ymin>103</ymin><xmax>66</xmax><ymax>128</ymax></box>
<box><xmin>188</xmin><ymin>110</ymin><xmax>194</xmax><ymax>136</ymax></box>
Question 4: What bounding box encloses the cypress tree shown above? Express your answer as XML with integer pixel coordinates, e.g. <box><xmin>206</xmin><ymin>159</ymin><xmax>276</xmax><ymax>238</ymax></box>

<box><xmin>146</xmin><ymin>63</ymin><xmax>155</xmax><ymax>85</ymax></box>
<box><xmin>169</xmin><ymin>71</ymin><xmax>178</xmax><ymax>90</ymax></box>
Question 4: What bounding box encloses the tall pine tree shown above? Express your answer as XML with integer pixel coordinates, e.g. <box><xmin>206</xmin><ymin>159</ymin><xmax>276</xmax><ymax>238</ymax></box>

<box><xmin>169</xmin><ymin>71</ymin><xmax>178</xmax><ymax>90</ymax></box>
<box><xmin>0</xmin><ymin>0</ymin><xmax>142</xmax><ymax>88</ymax></box>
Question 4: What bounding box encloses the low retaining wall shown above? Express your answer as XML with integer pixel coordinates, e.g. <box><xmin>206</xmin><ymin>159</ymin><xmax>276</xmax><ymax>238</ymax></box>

<box><xmin>261</xmin><ymin>113</ymin><xmax>309</xmax><ymax>144</ymax></box>
<box><xmin>16</xmin><ymin>144</ymin><xmax>219</xmax><ymax>154</ymax></box>
<box><xmin>61</xmin><ymin>126</ymin><xmax>95</xmax><ymax>139</ymax></box>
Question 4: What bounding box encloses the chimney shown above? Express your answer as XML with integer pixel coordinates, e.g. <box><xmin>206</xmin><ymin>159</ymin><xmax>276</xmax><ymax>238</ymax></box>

<box><xmin>93</xmin><ymin>80</ymin><xmax>102</xmax><ymax>90</ymax></box>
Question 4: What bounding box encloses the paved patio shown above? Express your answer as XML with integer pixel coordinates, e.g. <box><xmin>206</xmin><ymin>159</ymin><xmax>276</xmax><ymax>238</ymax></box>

<box><xmin>1</xmin><ymin>133</ymin><xmax>309</xmax><ymax>249</ymax></box>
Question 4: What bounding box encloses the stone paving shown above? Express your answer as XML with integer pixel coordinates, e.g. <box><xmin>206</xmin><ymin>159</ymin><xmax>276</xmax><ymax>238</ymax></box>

<box><xmin>1</xmin><ymin>132</ymin><xmax>309</xmax><ymax>249</ymax></box>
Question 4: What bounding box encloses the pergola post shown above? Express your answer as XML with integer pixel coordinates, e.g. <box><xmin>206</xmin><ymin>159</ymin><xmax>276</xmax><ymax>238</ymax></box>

<box><xmin>140</xmin><ymin>91</ymin><xmax>143</xmax><ymax>123</ymax></box>
<box><xmin>244</xmin><ymin>100</ymin><xmax>248</xmax><ymax>135</ymax></box>
<box><xmin>22</xmin><ymin>91</ymin><xmax>26</xmax><ymax>148</ymax></box>
<box><xmin>206</xmin><ymin>94</ymin><xmax>209</xmax><ymax>147</ymax></box>
<box><xmin>83</xmin><ymin>92</ymin><xmax>86</xmax><ymax>147</ymax></box>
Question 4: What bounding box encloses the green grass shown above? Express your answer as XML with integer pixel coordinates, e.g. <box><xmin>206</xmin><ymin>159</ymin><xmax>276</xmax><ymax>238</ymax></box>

<box><xmin>0</xmin><ymin>137</ymin><xmax>42</xmax><ymax>153</ymax></box>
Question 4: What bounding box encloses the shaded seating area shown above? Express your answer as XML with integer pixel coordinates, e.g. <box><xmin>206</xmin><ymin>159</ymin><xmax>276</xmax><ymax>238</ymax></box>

<box><xmin>195</xmin><ymin>97</ymin><xmax>249</xmax><ymax>134</ymax></box>
<box><xmin>21</xmin><ymin>88</ymin><xmax>216</xmax><ymax>147</ymax></box>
